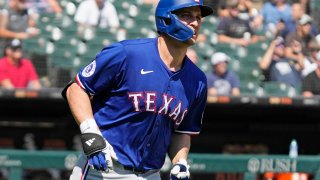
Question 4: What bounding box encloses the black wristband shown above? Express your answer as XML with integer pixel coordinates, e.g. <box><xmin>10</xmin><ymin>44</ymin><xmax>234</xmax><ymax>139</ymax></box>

<box><xmin>80</xmin><ymin>133</ymin><xmax>106</xmax><ymax>156</ymax></box>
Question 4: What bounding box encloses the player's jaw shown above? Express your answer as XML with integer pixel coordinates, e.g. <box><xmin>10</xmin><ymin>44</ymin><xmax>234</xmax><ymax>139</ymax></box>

<box><xmin>183</xmin><ymin>28</ymin><xmax>199</xmax><ymax>46</ymax></box>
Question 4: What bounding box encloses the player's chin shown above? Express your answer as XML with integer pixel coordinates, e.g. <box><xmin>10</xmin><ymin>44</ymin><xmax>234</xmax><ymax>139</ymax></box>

<box><xmin>184</xmin><ymin>36</ymin><xmax>197</xmax><ymax>45</ymax></box>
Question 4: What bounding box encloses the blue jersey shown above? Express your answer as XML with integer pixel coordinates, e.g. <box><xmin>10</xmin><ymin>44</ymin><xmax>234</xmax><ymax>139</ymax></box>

<box><xmin>75</xmin><ymin>38</ymin><xmax>207</xmax><ymax>171</ymax></box>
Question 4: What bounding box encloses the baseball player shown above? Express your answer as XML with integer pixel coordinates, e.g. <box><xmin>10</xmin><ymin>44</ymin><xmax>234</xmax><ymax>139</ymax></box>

<box><xmin>62</xmin><ymin>0</ymin><xmax>213</xmax><ymax>179</ymax></box>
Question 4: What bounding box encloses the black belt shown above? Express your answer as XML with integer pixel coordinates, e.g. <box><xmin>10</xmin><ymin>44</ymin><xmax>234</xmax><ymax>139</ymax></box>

<box><xmin>123</xmin><ymin>166</ymin><xmax>147</xmax><ymax>174</ymax></box>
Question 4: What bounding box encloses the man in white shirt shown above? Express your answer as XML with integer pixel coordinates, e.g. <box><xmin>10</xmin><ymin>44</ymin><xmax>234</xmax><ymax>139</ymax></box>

<box><xmin>74</xmin><ymin>0</ymin><xmax>120</xmax><ymax>32</ymax></box>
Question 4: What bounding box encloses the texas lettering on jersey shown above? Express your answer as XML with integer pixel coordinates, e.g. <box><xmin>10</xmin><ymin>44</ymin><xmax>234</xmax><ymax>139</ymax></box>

<box><xmin>128</xmin><ymin>92</ymin><xmax>188</xmax><ymax>126</ymax></box>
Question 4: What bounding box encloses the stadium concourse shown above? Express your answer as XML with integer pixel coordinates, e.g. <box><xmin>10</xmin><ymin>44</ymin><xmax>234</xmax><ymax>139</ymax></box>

<box><xmin>1</xmin><ymin>0</ymin><xmax>320</xmax><ymax>180</ymax></box>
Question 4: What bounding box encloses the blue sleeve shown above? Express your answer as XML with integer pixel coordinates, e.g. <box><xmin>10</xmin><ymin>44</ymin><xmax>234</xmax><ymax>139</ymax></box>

<box><xmin>175</xmin><ymin>80</ymin><xmax>207</xmax><ymax>135</ymax></box>
<box><xmin>76</xmin><ymin>43</ymin><xmax>126</xmax><ymax>95</ymax></box>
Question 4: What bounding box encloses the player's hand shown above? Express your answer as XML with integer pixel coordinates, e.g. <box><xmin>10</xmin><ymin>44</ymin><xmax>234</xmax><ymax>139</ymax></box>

<box><xmin>81</xmin><ymin>133</ymin><xmax>113</xmax><ymax>171</ymax></box>
<box><xmin>87</xmin><ymin>145</ymin><xmax>113</xmax><ymax>171</ymax></box>
<box><xmin>79</xmin><ymin>119</ymin><xmax>114</xmax><ymax>172</ymax></box>
<box><xmin>170</xmin><ymin>159</ymin><xmax>190</xmax><ymax>180</ymax></box>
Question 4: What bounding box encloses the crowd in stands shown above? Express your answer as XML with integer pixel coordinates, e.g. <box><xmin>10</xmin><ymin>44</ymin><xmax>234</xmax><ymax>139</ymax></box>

<box><xmin>0</xmin><ymin>0</ymin><xmax>319</xmax><ymax>98</ymax></box>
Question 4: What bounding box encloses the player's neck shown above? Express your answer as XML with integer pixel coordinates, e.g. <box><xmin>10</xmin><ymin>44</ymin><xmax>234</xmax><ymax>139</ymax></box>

<box><xmin>158</xmin><ymin>36</ymin><xmax>188</xmax><ymax>72</ymax></box>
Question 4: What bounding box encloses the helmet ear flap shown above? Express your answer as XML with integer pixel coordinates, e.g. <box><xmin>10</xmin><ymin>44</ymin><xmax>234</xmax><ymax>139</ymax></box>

<box><xmin>166</xmin><ymin>13</ymin><xmax>194</xmax><ymax>42</ymax></box>
<box><xmin>156</xmin><ymin>13</ymin><xmax>194</xmax><ymax>42</ymax></box>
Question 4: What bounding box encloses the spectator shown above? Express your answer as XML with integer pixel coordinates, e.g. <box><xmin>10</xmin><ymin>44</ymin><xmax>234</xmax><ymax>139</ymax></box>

<box><xmin>284</xmin><ymin>35</ymin><xmax>318</xmax><ymax>78</ymax></box>
<box><xmin>0</xmin><ymin>0</ymin><xmax>40</xmax><ymax>51</ymax></box>
<box><xmin>260</xmin><ymin>0</ymin><xmax>292</xmax><ymax>30</ymax></box>
<box><xmin>285</xmin><ymin>14</ymin><xmax>315</xmax><ymax>61</ymax></box>
<box><xmin>204</xmin><ymin>0</ymin><xmax>217</xmax><ymax>16</ymax></box>
<box><xmin>238</xmin><ymin>0</ymin><xmax>263</xmax><ymax>31</ymax></box>
<box><xmin>0</xmin><ymin>39</ymin><xmax>41</xmax><ymax>90</ymax></box>
<box><xmin>281</xmin><ymin>4</ymin><xmax>317</xmax><ymax>38</ymax></box>
<box><xmin>280</xmin><ymin>2</ymin><xmax>304</xmax><ymax>37</ymax></box>
<box><xmin>301</xmin><ymin>40</ymin><xmax>320</xmax><ymax>97</ymax></box>
<box><xmin>306</xmin><ymin>39</ymin><xmax>320</xmax><ymax>63</ymax></box>
<box><xmin>237</xmin><ymin>0</ymin><xmax>255</xmax><ymax>19</ymax></box>
<box><xmin>237</xmin><ymin>0</ymin><xmax>260</xmax><ymax>22</ymax></box>
<box><xmin>217</xmin><ymin>1</ymin><xmax>230</xmax><ymax>18</ymax></box>
<box><xmin>74</xmin><ymin>0</ymin><xmax>120</xmax><ymax>35</ymax></box>
<box><xmin>206</xmin><ymin>52</ymin><xmax>240</xmax><ymax>96</ymax></box>
<box><xmin>24</xmin><ymin>0</ymin><xmax>62</xmax><ymax>15</ymax></box>
<box><xmin>259</xmin><ymin>37</ymin><xmax>302</xmax><ymax>88</ymax></box>
<box><xmin>299</xmin><ymin>39</ymin><xmax>319</xmax><ymax>77</ymax></box>
<box><xmin>298</xmin><ymin>0</ymin><xmax>311</xmax><ymax>15</ymax></box>
<box><xmin>216</xmin><ymin>1</ymin><xmax>260</xmax><ymax>46</ymax></box>
<box><xmin>301</xmin><ymin>63</ymin><xmax>320</xmax><ymax>97</ymax></box>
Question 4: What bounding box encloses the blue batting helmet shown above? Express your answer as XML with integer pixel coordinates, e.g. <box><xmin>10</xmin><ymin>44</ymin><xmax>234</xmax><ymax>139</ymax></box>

<box><xmin>155</xmin><ymin>0</ymin><xmax>213</xmax><ymax>42</ymax></box>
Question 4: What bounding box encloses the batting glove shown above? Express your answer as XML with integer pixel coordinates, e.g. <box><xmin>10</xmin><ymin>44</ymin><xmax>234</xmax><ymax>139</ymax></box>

<box><xmin>80</xmin><ymin>119</ymin><xmax>113</xmax><ymax>172</ymax></box>
<box><xmin>170</xmin><ymin>159</ymin><xmax>190</xmax><ymax>180</ymax></box>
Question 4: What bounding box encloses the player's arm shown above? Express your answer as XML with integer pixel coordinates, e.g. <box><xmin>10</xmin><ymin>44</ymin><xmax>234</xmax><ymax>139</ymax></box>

<box><xmin>65</xmin><ymin>82</ymin><xmax>112</xmax><ymax>171</ymax></box>
<box><xmin>65</xmin><ymin>82</ymin><xmax>94</xmax><ymax>125</ymax></box>
<box><xmin>168</xmin><ymin>133</ymin><xmax>191</xmax><ymax>180</ymax></box>
<box><xmin>168</xmin><ymin>133</ymin><xmax>190</xmax><ymax>164</ymax></box>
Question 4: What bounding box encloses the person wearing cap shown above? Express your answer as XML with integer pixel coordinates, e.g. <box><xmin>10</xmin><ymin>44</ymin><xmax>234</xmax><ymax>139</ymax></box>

<box><xmin>284</xmin><ymin>14</ymin><xmax>315</xmax><ymax>61</ymax></box>
<box><xmin>280</xmin><ymin>3</ymin><xmax>318</xmax><ymax>38</ymax></box>
<box><xmin>301</xmin><ymin>40</ymin><xmax>320</xmax><ymax>97</ymax></box>
<box><xmin>0</xmin><ymin>39</ymin><xmax>41</xmax><ymax>90</ymax></box>
<box><xmin>259</xmin><ymin>37</ymin><xmax>302</xmax><ymax>88</ymax></box>
<box><xmin>206</xmin><ymin>52</ymin><xmax>240</xmax><ymax>96</ymax></box>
